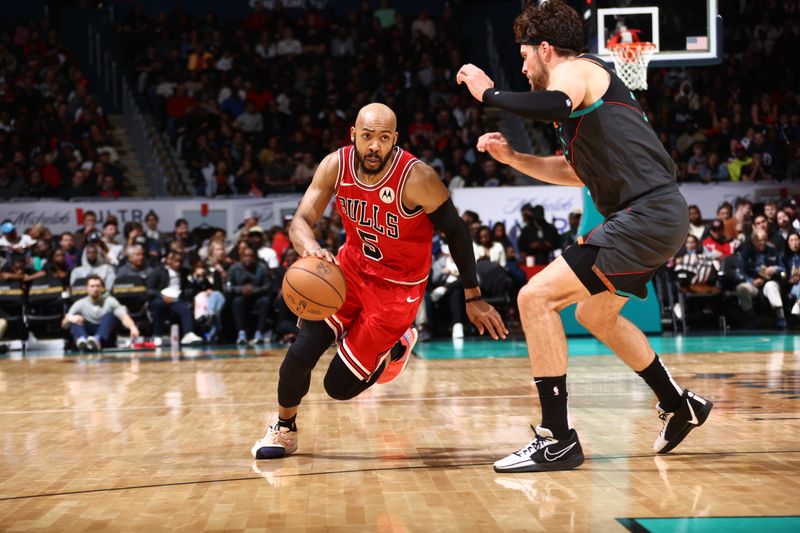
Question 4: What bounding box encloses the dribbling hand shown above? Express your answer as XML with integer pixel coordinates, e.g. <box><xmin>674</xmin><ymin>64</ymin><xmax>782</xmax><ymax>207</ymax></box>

<box><xmin>477</xmin><ymin>132</ymin><xmax>516</xmax><ymax>165</ymax></box>
<box><xmin>303</xmin><ymin>247</ymin><xmax>339</xmax><ymax>265</ymax></box>
<box><xmin>466</xmin><ymin>300</ymin><xmax>509</xmax><ymax>340</ymax></box>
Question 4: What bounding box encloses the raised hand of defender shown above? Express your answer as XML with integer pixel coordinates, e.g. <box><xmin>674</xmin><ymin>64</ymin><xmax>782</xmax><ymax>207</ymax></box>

<box><xmin>466</xmin><ymin>300</ymin><xmax>508</xmax><ymax>340</ymax></box>
<box><xmin>477</xmin><ymin>132</ymin><xmax>516</xmax><ymax>165</ymax></box>
<box><xmin>456</xmin><ymin>63</ymin><xmax>494</xmax><ymax>102</ymax></box>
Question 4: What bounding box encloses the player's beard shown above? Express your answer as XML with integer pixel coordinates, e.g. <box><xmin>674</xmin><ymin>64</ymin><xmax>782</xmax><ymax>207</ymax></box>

<box><xmin>527</xmin><ymin>53</ymin><xmax>549</xmax><ymax>91</ymax></box>
<box><xmin>355</xmin><ymin>144</ymin><xmax>396</xmax><ymax>175</ymax></box>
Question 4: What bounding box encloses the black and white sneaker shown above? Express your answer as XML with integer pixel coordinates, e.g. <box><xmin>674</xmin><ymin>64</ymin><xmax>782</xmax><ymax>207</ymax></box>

<box><xmin>654</xmin><ymin>389</ymin><xmax>713</xmax><ymax>454</ymax></box>
<box><xmin>494</xmin><ymin>426</ymin><xmax>585</xmax><ymax>473</ymax></box>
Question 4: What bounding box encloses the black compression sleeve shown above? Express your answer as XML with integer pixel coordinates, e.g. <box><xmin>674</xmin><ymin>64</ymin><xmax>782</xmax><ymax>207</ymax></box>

<box><xmin>482</xmin><ymin>88</ymin><xmax>573</xmax><ymax>122</ymax></box>
<box><xmin>427</xmin><ymin>198</ymin><xmax>479</xmax><ymax>289</ymax></box>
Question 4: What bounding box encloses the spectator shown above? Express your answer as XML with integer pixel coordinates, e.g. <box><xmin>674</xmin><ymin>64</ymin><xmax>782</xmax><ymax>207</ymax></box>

<box><xmin>775</xmin><ymin>211</ymin><xmax>794</xmax><ymax>251</ymax></box>
<box><xmin>672</xmin><ymin>235</ymin><xmax>719</xmax><ymax>293</ymax></box>
<box><xmin>0</xmin><ymin>165</ymin><xmax>25</xmax><ymax>199</ymax></box>
<box><xmin>74</xmin><ymin>211</ymin><xmax>98</xmax><ymax>251</ymax></box>
<box><xmin>0</xmin><ymin>255</ymin><xmax>38</xmax><ymax>291</ymax></box>
<box><xmin>560</xmin><ymin>210</ymin><xmax>582</xmax><ymax>248</ymax></box>
<box><xmin>784</xmin><ymin>233</ymin><xmax>800</xmax><ymax>317</ymax></box>
<box><xmin>227</xmin><ymin>244</ymin><xmax>273</xmax><ymax>344</ymax></box>
<box><xmin>726</xmin><ymin>143</ymin><xmax>752</xmax><ymax>182</ymax></box>
<box><xmin>374</xmin><ymin>0</ymin><xmax>396</xmax><ymax>28</ymax></box>
<box><xmin>98</xmin><ymin>175</ymin><xmax>122</xmax><ymax>198</ymax></box>
<box><xmin>411</xmin><ymin>9</ymin><xmax>436</xmax><ymax>40</ymax></box>
<box><xmin>701</xmin><ymin>219</ymin><xmax>736</xmax><ymax>259</ymax></box>
<box><xmin>101</xmin><ymin>220</ymin><xmax>123</xmax><ymax>266</ymax></box>
<box><xmin>43</xmin><ymin>248</ymin><xmax>70</xmax><ymax>288</ymax></box>
<box><xmin>276</xmin><ymin>28</ymin><xmax>302</xmax><ymax>56</ymax></box>
<box><xmin>428</xmin><ymin>244</ymin><xmax>466</xmax><ymax>339</ymax></box>
<box><xmin>61</xmin><ymin>275</ymin><xmax>140</xmax><ymax>351</ymax></box>
<box><xmin>146</xmin><ymin>251</ymin><xmax>204</xmax><ymax>345</ymax></box>
<box><xmin>234</xmin><ymin>101</ymin><xmax>264</xmax><ymax>134</ymax></box>
<box><xmin>116</xmin><ymin>244</ymin><xmax>153</xmax><ymax>280</ymax></box>
<box><xmin>687</xmin><ymin>205</ymin><xmax>706</xmax><ymax>240</ymax></box>
<box><xmin>58</xmin><ymin>232</ymin><xmax>79</xmax><ymax>269</ymax></box>
<box><xmin>248</xmin><ymin>227</ymin><xmax>279</xmax><ymax>268</ymax></box>
<box><xmin>687</xmin><ymin>143</ymin><xmax>711</xmax><ymax>182</ymax></box>
<box><xmin>144</xmin><ymin>211</ymin><xmax>168</xmax><ymax>250</ymax></box>
<box><xmin>473</xmin><ymin>225</ymin><xmax>506</xmax><ymax>267</ymax></box>
<box><xmin>0</xmin><ymin>220</ymin><xmax>36</xmax><ymax>254</ymax></box>
<box><xmin>70</xmin><ymin>242</ymin><xmax>116</xmax><ymax>288</ymax></box>
<box><xmin>189</xmin><ymin>261</ymin><xmax>225</xmax><ymax>343</ymax></box>
<box><xmin>517</xmin><ymin>204</ymin><xmax>560</xmax><ymax>266</ymax></box>
<box><xmin>737</xmin><ymin>228</ymin><xmax>786</xmax><ymax>329</ymax></box>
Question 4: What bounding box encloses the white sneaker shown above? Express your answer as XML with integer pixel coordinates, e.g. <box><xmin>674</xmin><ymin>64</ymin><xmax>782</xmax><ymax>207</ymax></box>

<box><xmin>251</xmin><ymin>423</ymin><xmax>298</xmax><ymax>459</ymax></box>
<box><xmin>452</xmin><ymin>322</ymin><xmax>464</xmax><ymax>339</ymax></box>
<box><xmin>86</xmin><ymin>336</ymin><xmax>100</xmax><ymax>351</ymax></box>
<box><xmin>792</xmin><ymin>301</ymin><xmax>800</xmax><ymax>316</ymax></box>
<box><xmin>181</xmin><ymin>332</ymin><xmax>204</xmax><ymax>345</ymax></box>
<box><xmin>152</xmin><ymin>336</ymin><xmax>163</xmax><ymax>347</ymax></box>
<box><xmin>430</xmin><ymin>286</ymin><xmax>447</xmax><ymax>302</ymax></box>
<box><xmin>76</xmin><ymin>336</ymin><xmax>88</xmax><ymax>351</ymax></box>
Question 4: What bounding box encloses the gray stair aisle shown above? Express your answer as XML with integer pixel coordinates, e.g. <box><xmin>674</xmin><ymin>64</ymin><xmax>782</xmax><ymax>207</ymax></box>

<box><xmin>107</xmin><ymin>114</ymin><xmax>149</xmax><ymax>197</ymax></box>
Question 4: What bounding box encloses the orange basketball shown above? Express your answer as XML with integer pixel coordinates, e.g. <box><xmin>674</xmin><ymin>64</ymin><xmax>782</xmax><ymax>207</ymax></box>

<box><xmin>281</xmin><ymin>256</ymin><xmax>347</xmax><ymax>320</ymax></box>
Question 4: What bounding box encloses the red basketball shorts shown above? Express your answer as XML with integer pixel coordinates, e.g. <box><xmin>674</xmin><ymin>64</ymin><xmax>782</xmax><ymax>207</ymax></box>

<box><xmin>324</xmin><ymin>254</ymin><xmax>425</xmax><ymax>381</ymax></box>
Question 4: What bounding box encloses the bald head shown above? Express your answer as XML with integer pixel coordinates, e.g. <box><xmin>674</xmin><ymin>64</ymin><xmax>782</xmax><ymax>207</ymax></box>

<box><xmin>355</xmin><ymin>103</ymin><xmax>397</xmax><ymax>132</ymax></box>
<box><xmin>351</xmin><ymin>103</ymin><xmax>399</xmax><ymax>176</ymax></box>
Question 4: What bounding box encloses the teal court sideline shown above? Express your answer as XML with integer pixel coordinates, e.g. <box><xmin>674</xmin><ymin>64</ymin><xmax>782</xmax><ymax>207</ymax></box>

<box><xmin>413</xmin><ymin>333</ymin><xmax>800</xmax><ymax>360</ymax></box>
<box><xmin>617</xmin><ymin>516</ymin><xmax>800</xmax><ymax>533</ymax></box>
<box><xmin>4</xmin><ymin>333</ymin><xmax>800</xmax><ymax>362</ymax></box>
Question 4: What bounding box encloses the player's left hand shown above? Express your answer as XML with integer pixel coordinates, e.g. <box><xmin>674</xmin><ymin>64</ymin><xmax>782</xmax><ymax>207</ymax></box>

<box><xmin>456</xmin><ymin>63</ymin><xmax>494</xmax><ymax>102</ymax></box>
<box><xmin>466</xmin><ymin>300</ymin><xmax>508</xmax><ymax>340</ymax></box>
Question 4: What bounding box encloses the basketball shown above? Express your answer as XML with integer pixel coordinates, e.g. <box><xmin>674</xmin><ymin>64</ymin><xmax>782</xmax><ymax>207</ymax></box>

<box><xmin>281</xmin><ymin>256</ymin><xmax>347</xmax><ymax>320</ymax></box>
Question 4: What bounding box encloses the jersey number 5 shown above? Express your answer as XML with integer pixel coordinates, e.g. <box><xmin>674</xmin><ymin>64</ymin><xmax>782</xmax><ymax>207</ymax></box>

<box><xmin>357</xmin><ymin>229</ymin><xmax>383</xmax><ymax>260</ymax></box>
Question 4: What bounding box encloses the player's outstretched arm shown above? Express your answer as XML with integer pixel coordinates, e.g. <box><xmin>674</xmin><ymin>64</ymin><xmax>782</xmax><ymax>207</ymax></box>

<box><xmin>404</xmin><ymin>164</ymin><xmax>508</xmax><ymax>340</ymax></box>
<box><xmin>476</xmin><ymin>132</ymin><xmax>584</xmax><ymax>186</ymax></box>
<box><xmin>289</xmin><ymin>152</ymin><xmax>339</xmax><ymax>264</ymax></box>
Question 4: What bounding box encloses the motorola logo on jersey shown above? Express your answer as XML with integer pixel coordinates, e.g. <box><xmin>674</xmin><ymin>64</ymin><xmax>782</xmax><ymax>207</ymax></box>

<box><xmin>337</xmin><ymin>197</ymin><xmax>400</xmax><ymax>239</ymax></box>
<box><xmin>379</xmin><ymin>187</ymin><xmax>395</xmax><ymax>204</ymax></box>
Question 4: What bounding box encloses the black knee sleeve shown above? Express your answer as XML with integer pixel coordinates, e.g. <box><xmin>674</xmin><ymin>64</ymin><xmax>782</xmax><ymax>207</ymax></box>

<box><xmin>323</xmin><ymin>353</ymin><xmax>384</xmax><ymax>401</ymax></box>
<box><xmin>277</xmin><ymin>320</ymin><xmax>335</xmax><ymax>407</ymax></box>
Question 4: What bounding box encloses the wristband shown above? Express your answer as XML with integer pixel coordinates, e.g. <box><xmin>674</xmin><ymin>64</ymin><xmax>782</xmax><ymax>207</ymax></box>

<box><xmin>464</xmin><ymin>295</ymin><xmax>483</xmax><ymax>304</ymax></box>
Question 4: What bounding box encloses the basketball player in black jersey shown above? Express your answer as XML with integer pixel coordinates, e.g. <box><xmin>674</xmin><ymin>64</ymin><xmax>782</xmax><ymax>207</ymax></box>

<box><xmin>457</xmin><ymin>0</ymin><xmax>712</xmax><ymax>472</ymax></box>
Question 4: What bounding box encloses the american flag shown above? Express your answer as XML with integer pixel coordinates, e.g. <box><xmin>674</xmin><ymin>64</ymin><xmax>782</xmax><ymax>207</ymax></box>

<box><xmin>686</xmin><ymin>36</ymin><xmax>709</xmax><ymax>50</ymax></box>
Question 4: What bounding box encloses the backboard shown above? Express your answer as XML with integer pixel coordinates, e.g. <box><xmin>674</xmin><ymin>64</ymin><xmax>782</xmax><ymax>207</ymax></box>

<box><xmin>586</xmin><ymin>0</ymin><xmax>722</xmax><ymax>67</ymax></box>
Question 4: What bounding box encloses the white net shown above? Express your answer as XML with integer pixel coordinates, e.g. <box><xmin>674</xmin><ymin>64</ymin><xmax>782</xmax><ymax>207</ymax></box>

<box><xmin>609</xmin><ymin>42</ymin><xmax>656</xmax><ymax>91</ymax></box>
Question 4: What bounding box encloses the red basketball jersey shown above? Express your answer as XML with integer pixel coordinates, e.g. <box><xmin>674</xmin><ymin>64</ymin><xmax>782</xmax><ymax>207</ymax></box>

<box><xmin>334</xmin><ymin>145</ymin><xmax>433</xmax><ymax>285</ymax></box>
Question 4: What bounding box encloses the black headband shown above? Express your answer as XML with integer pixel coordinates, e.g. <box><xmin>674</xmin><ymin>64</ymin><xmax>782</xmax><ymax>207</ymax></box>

<box><xmin>519</xmin><ymin>34</ymin><xmax>569</xmax><ymax>49</ymax></box>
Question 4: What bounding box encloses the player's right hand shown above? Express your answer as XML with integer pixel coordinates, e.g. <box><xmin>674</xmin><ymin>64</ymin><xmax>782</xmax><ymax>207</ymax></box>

<box><xmin>303</xmin><ymin>247</ymin><xmax>339</xmax><ymax>265</ymax></box>
<box><xmin>477</xmin><ymin>132</ymin><xmax>515</xmax><ymax>165</ymax></box>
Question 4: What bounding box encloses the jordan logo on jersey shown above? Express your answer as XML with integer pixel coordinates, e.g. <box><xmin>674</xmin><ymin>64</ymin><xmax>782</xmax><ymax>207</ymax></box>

<box><xmin>337</xmin><ymin>197</ymin><xmax>400</xmax><ymax>239</ymax></box>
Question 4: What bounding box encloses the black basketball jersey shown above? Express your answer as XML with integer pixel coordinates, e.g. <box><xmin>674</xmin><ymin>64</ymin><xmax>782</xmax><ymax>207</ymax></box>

<box><xmin>554</xmin><ymin>54</ymin><xmax>677</xmax><ymax>217</ymax></box>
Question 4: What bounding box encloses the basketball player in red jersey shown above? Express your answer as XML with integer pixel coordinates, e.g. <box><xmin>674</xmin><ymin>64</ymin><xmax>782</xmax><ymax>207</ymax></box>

<box><xmin>252</xmin><ymin>103</ymin><xmax>507</xmax><ymax>459</ymax></box>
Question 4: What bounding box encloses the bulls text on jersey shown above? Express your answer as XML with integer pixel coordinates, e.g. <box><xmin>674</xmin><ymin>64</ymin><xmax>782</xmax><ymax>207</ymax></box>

<box><xmin>337</xmin><ymin>197</ymin><xmax>400</xmax><ymax>239</ymax></box>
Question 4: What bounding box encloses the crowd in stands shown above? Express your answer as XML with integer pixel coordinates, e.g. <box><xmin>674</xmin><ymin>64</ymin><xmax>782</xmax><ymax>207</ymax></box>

<box><xmin>4</xmin><ymin>193</ymin><xmax>800</xmax><ymax>351</ymax></box>
<box><xmin>630</xmin><ymin>0</ymin><xmax>799</xmax><ymax>183</ymax></box>
<box><xmin>671</xmin><ymin>197</ymin><xmax>800</xmax><ymax>330</ymax></box>
<box><xmin>0</xmin><ymin>209</ymin><xmax>304</xmax><ymax>350</ymax></box>
<box><xmin>117</xmin><ymin>0</ymin><xmax>497</xmax><ymax>197</ymax></box>
<box><xmin>0</xmin><ymin>19</ymin><xmax>127</xmax><ymax>200</ymax></box>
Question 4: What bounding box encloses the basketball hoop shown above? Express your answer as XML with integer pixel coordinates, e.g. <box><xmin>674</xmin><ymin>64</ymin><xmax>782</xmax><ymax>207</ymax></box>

<box><xmin>608</xmin><ymin>42</ymin><xmax>656</xmax><ymax>91</ymax></box>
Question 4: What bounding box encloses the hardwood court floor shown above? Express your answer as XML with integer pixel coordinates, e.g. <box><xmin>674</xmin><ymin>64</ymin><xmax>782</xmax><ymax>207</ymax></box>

<box><xmin>0</xmin><ymin>337</ymin><xmax>799</xmax><ymax>532</ymax></box>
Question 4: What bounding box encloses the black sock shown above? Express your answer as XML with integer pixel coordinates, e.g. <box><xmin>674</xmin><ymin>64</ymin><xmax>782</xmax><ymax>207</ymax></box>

<box><xmin>390</xmin><ymin>340</ymin><xmax>405</xmax><ymax>361</ymax></box>
<box><xmin>278</xmin><ymin>414</ymin><xmax>297</xmax><ymax>431</ymax></box>
<box><xmin>534</xmin><ymin>374</ymin><xmax>570</xmax><ymax>440</ymax></box>
<box><xmin>636</xmin><ymin>354</ymin><xmax>683</xmax><ymax>412</ymax></box>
